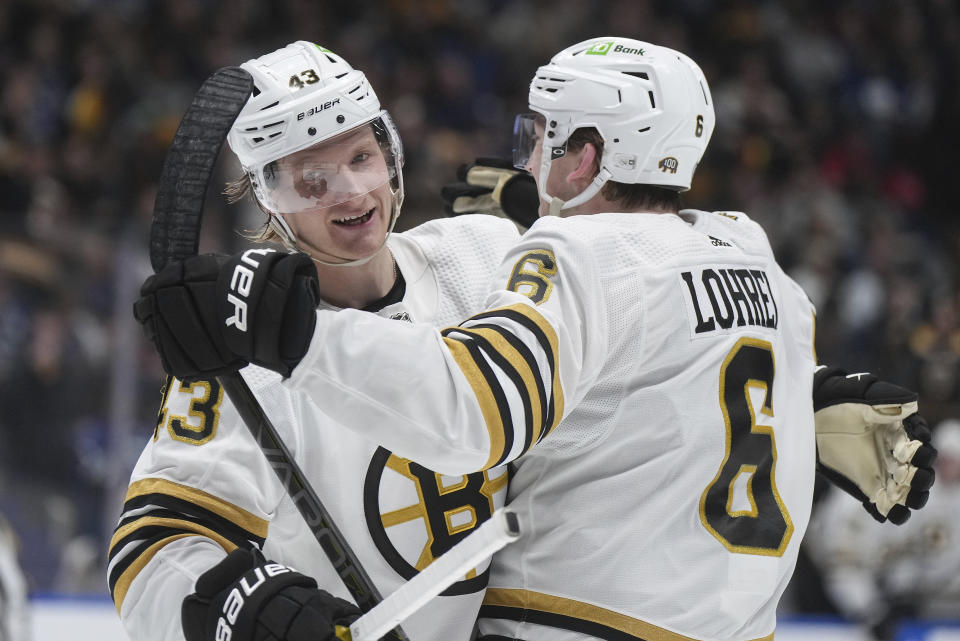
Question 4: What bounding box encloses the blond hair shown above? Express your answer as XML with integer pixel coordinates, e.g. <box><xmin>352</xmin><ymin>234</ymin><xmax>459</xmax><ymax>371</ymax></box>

<box><xmin>223</xmin><ymin>174</ymin><xmax>284</xmax><ymax>244</ymax></box>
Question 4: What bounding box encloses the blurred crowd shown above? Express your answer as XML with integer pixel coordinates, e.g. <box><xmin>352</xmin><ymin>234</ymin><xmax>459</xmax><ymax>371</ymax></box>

<box><xmin>0</xmin><ymin>0</ymin><xmax>958</xmax><ymax>636</ymax></box>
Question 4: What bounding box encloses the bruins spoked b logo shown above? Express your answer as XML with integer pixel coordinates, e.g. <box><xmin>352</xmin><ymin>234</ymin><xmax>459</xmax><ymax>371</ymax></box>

<box><xmin>364</xmin><ymin>447</ymin><xmax>507</xmax><ymax>595</ymax></box>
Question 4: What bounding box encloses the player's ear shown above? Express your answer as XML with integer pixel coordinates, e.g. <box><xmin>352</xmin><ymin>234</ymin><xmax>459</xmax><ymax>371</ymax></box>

<box><xmin>566</xmin><ymin>142</ymin><xmax>599</xmax><ymax>185</ymax></box>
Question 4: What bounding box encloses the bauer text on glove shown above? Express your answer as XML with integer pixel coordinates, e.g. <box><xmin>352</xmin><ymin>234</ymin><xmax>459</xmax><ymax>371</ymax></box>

<box><xmin>133</xmin><ymin>250</ymin><xmax>320</xmax><ymax>380</ymax></box>
<box><xmin>181</xmin><ymin>547</ymin><xmax>360</xmax><ymax>641</ymax></box>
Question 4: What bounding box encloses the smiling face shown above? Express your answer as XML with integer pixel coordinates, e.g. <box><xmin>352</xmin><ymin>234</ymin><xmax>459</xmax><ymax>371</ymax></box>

<box><xmin>267</xmin><ymin>124</ymin><xmax>397</xmax><ymax>262</ymax></box>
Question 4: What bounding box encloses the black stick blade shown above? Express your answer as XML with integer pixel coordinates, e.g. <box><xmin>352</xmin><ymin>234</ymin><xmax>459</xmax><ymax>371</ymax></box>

<box><xmin>150</xmin><ymin>66</ymin><xmax>254</xmax><ymax>272</ymax></box>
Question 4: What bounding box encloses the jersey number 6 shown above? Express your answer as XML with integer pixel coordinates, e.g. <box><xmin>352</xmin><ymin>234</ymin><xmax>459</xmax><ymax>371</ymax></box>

<box><xmin>699</xmin><ymin>338</ymin><xmax>793</xmax><ymax>556</ymax></box>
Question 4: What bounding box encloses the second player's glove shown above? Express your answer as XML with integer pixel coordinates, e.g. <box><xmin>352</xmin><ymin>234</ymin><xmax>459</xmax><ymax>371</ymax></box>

<box><xmin>182</xmin><ymin>547</ymin><xmax>360</xmax><ymax>641</ymax></box>
<box><xmin>441</xmin><ymin>157</ymin><xmax>540</xmax><ymax>229</ymax></box>
<box><xmin>133</xmin><ymin>249</ymin><xmax>320</xmax><ymax>379</ymax></box>
<box><xmin>813</xmin><ymin>366</ymin><xmax>937</xmax><ymax>524</ymax></box>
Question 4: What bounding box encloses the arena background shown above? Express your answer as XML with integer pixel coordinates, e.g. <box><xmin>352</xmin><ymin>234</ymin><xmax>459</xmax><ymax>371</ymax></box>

<box><xmin>1</xmin><ymin>1</ymin><xmax>959</xmax><ymax>639</ymax></box>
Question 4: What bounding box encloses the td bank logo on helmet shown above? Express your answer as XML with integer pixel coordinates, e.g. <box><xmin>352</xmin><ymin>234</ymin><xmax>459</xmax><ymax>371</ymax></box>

<box><xmin>585</xmin><ymin>41</ymin><xmax>646</xmax><ymax>56</ymax></box>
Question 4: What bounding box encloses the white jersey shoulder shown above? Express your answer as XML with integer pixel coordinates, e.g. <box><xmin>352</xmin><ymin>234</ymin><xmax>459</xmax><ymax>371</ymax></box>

<box><xmin>390</xmin><ymin>214</ymin><xmax>521</xmax><ymax>326</ymax></box>
<box><xmin>678</xmin><ymin>209</ymin><xmax>774</xmax><ymax>258</ymax></box>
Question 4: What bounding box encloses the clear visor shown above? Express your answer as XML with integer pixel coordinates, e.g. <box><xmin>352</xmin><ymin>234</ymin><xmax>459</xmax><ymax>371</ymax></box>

<box><xmin>512</xmin><ymin>112</ymin><xmax>546</xmax><ymax>170</ymax></box>
<box><xmin>259</xmin><ymin>115</ymin><xmax>401</xmax><ymax>213</ymax></box>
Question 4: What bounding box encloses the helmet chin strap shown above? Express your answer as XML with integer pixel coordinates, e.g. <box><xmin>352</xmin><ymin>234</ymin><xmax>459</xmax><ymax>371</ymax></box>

<box><xmin>537</xmin><ymin>134</ymin><xmax>613</xmax><ymax>216</ymax></box>
<box><xmin>542</xmin><ymin>166</ymin><xmax>612</xmax><ymax>216</ymax></box>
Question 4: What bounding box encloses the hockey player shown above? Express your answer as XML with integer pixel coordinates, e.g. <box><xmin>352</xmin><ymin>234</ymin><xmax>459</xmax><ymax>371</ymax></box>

<box><xmin>132</xmin><ymin>37</ymin><xmax>937</xmax><ymax>641</ymax></box>
<box><xmin>114</xmin><ymin>41</ymin><xmax>519</xmax><ymax>641</ymax></box>
<box><xmin>128</xmin><ymin>39</ymin><xmax>935</xmax><ymax>641</ymax></box>
<box><xmin>0</xmin><ymin>513</ymin><xmax>31</xmax><ymax>641</ymax></box>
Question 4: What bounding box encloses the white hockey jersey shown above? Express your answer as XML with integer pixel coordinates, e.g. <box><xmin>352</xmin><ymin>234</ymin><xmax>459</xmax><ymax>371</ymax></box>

<box><xmin>286</xmin><ymin>209</ymin><xmax>818</xmax><ymax>641</ymax></box>
<box><xmin>108</xmin><ymin>214</ymin><xmax>520</xmax><ymax>641</ymax></box>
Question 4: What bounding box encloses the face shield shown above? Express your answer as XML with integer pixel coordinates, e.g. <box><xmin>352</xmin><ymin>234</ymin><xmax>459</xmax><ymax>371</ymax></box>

<box><xmin>513</xmin><ymin>112</ymin><xmax>546</xmax><ymax>170</ymax></box>
<box><xmin>256</xmin><ymin>113</ymin><xmax>403</xmax><ymax>215</ymax></box>
<box><xmin>512</xmin><ymin>111</ymin><xmax>609</xmax><ymax>216</ymax></box>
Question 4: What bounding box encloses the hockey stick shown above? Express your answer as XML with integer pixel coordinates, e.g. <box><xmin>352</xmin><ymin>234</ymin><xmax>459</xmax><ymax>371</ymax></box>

<box><xmin>149</xmin><ymin>66</ymin><xmax>407</xmax><ymax>640</ymax></box>
<box><xmin>346</xmin><ymin>508</ymin><xmax>521</xmax><ymax>641</ymax></box>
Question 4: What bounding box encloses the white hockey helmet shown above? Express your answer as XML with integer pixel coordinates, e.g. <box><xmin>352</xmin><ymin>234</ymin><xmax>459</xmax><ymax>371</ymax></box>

<box><xmin>514</xmin><ymin>37</ymin><xmax>715</xmax><ymax>213</ymax></box>
<box><xmin>227</xmin><ymin>41</ymin><xmax>404</xmax><ymax>262</ymax></box>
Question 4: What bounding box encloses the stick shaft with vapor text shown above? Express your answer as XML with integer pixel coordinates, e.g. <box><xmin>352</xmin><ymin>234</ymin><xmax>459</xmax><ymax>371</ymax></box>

<box><xmin>148</xmin><ymin>66</ymin><xmax>408</xmax><ymax>641</ymax></box>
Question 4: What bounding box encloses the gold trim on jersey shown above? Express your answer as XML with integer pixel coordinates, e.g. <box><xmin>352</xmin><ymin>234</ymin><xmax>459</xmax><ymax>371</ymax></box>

<box><xmin>165</xmin><ymin>379</ymin><xmax>224</xmax><ymax>445</ymax></box>
<box><xmin>443</xmin><ymin>505</ymin><xmax>478</xmax><ymax>535</ymax></box>
<box><xmin>482</xmin><ymin>588</ymin><xmax>775</xmax><ymax>641</ymax></box>
<box><xmin>154</xmin><ymin>376</ymin><xmax>173</xmax><ymax>441</ymax></box>
<box><xmin>491</xmin><ymin>303</ymin><xmax>564</xmax><ymax>435</ymax></box>
<box><xmin>121</xmin><ymin>478</ymin><xmax>269</xmax><ymax>539</ymax></box>
<box><xmin>481</xmin><ymin>466</ymin><xmax>509</xmax><ymax>500</ymax></box>
<box><xmin>456</xmin><ymin>326</ymin><xmax>545</xmax><ymax>444</ymax></box>
<box><xmin>442</xmin><ymin>336</ymin><xmax>508</xmax><ymax>468</ymax></box>
<box><xmin>108</xmin><ymin>516</ymin><xmax>237</xmax><ymax>558</ymax></box>
<box><xmin>112</xmin><ymin>532</ymin><xmax>208</xmax><ymax>614</ymax></box>
<box><xmin>442</xmin><ymin>303</ymin><xmax>564</xmax><ymax>468</ymax></box>
<box><xmin>108</xmin><ymin>478</ymin><xmax>270</xmax><ymax>612</ymax></box>
<box><xmin>507</xmin><ymin>249</ymin><xmax>558</xmax><ymax>305</ymax></box>
<box><xmin>378</xmin><ymin>453</ymin><xmax>507</xmax><ymax>574</ymax></box>
<box><xmin>726</xmin><ymin>464</ymin><xmax>759</xmax><ymax>517</ymax></box>
<box><xmin>699</xmin><ymin>338</ymin><xmax>794</xmax><ymax>556</ymax></box>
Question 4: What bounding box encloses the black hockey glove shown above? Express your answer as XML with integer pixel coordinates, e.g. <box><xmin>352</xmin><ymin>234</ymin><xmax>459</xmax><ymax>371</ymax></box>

<box><xmin>133</xmin><ymin>249</ymin><xmax>320</xmax><ymax>380</ymax></box>
<box><xmin>813</xmin><ymin>366</ymin><xmax>937</xmax><ymax>525</ymax></box>
<box><xmin>441</xmin><ymin>157</ymin><xmax>540</xmax><ymax>229</ymax></box>
<box><xmin>182</xmin><ymin>548</ymin><xmax>360</xmax><ymax>641</ymax></box>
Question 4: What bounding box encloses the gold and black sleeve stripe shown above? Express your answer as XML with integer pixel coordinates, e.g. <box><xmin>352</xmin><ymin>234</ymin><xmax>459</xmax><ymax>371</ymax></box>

<box><xmin>453</xmin><ymin>324</ymin><xmax>545</xmax><ymax>455</ymax></box>
<box><xmin>107</xmin><ymin>478</ymin><xmax>268</xmax><ymax>613</ymax></box>
<box><xmin>441</xmin><ymin>328</ymin><xmax>515</xmax><ymax>468</ymax></box>
<box><xmin>441</xmin><ymin>303</ymin><xmax>564</xmax><ymax>468</ymax></box>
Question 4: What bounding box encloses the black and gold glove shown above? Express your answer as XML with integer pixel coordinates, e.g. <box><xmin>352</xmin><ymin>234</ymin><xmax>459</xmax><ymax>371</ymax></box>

<box><xmin>813</xmin><ymin>366</ymin><xmax>937</xmax><ymax>524</ymax></box>
<box><xmin>441</xmin><ymin>157</ymin><xmax>540</xmax><ymax>229</ymax></box>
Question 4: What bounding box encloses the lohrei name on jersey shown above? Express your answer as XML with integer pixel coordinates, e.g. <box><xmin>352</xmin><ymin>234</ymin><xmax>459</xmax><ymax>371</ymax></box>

<box><xmin>680</xmin><ymin>265</ymin><xmax>779</xmax><ymax>336</ymax></box>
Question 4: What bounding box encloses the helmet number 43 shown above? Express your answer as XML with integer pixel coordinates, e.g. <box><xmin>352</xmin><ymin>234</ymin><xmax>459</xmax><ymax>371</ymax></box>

<box><xmin>288</xmin><ymin>68</ymin><xmax>320</xmax><ymax>90</ymax></box>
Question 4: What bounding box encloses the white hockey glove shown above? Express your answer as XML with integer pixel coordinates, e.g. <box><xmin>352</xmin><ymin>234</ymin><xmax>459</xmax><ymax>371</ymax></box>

<box><xmin>813</xmin><ymin>366</ymin><xmax>937</xmax><ymax>524</ymax></box>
